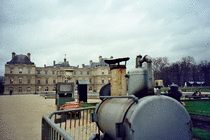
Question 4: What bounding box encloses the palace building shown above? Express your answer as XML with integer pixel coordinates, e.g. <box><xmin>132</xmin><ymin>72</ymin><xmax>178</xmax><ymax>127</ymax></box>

<box><xmin>4</xmin><ymin>52</ymin><xmax>111</xmax><ymax>95</ymax></box>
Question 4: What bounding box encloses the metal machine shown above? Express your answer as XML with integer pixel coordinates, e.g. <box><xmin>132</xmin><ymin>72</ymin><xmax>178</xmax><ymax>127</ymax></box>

<box><xmin>42</xmin><ymin>55</ymin><xmax>193</xmax><ymax>140</ymax></box>
<box><xmin>55</xmin><ymin>82</ymin><xmax>75</xmax><ymax>110</ymax></box>
<box><xmin>92</xmin><ymin>55</ymin><xmax>193</xmax><ymax>140</ymax></box>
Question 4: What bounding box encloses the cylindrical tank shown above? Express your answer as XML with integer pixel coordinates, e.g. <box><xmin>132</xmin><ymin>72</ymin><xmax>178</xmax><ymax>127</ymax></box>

<box><xmin>95</xmin><ymin>95</ymin><xmax>193</xmax><ymax>140</ymax></box>
<box><xmin>127</xmin><ymin>68</ymin><xmax>148</xmax><ymax>98</ymax></box>
<box><xmin>126</xmin><ymin>55</ymin><xmax>154</xmax><ymax>98</ymax></box>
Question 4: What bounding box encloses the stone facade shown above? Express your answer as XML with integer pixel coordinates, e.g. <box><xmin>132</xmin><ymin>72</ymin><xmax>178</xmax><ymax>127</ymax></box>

<box><xmin>4</xmin><ymin>52</ymin><xmax>111</xmax><ymax>95</ymax></box>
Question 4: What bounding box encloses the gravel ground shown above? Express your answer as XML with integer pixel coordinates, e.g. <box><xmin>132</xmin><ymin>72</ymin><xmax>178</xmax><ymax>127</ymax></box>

<box><xmin>0</xmin><ymin>95</ymin><xmax>57</xmax><ymax>140</ymax></box>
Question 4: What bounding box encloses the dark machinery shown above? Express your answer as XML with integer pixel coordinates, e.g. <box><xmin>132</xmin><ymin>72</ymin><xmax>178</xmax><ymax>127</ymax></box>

<box><xmin>55</xmin><ymin>82</ymin><xmax>75</xmax><ymax>110</ymax></box>
<box><xmin>92</xmin><ymin>55</ymin><xmax>193</xmax><ymax>140</ymax></box>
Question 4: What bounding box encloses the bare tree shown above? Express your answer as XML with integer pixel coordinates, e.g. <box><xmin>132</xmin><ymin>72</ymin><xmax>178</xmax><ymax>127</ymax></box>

<box><xmin>152</xmin><ymin>56</ymin><xmax>210</xmax><ymax>87</ymax></box>
<box><xmin>179</xmin><ymin>56</ymin><xmax>195</xmax><ymax>86</ymax></box>
<box><xmin>152</xmin><ymin>57</ymin><xmax>169</xmax><ymax>80</ymax></box>
<box><xmin>199</xmin><ymin>60</ymin><xmax>210</xmax><ymax>85</ymax></box>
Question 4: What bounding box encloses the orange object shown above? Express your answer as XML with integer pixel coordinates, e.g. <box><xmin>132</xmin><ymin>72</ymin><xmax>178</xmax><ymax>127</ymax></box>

<box><xmin>59</xmin><ymin>101</ymin><xmax>81</xmax><ymax>110</ymax></box>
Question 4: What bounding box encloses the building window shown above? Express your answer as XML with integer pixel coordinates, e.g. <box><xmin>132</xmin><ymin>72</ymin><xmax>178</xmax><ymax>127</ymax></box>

<box><xmin>10</xmin><ymin>78</ymin><xmax>14</xmax><ymax>84</ymax></box>
<box><xmin>9</xmin><ymin>87</ymin><xmax>13</xmax><ymax>95</ymax></box>
<box><xmin>10</xmin><ymin>69</ymin><xmax>13</xmax><ymax>74</ymax></box>
<box><xmin>38</xmin><ymin>80</ymin><xmax>40</xmax><ymax>84</ymax></box>
<box><xmin>37</xmin><ymin>87</ymin><xmax>40</xmax><ymax>91</ymax></box>
<box><xmin>80</xmin><ymin>71</ymin><xmax>82</xmax><ymax>75</ymax></box>
<box><xmin>102</xmin><ymin>70</ymin><xmax>104</xmax><ymax>74</ymax></box>
<box><xmin>46</xmin><ymin>79</ymin><xmax>48</xmax><ymax>84</ymax></box>
<box><xmin>19</xmin><ymin>68</ymin><xmax>22</xmax><ymax>74</ymax></box>
<box><xmin>53</xmin><ymin>86</ymin><xmax>56</xmax><ymax>91</ymax></box>
<box><xmin>28</xmin><ymin>79</ymin><xmax>31</xmax><ymax>84</ymax></box>
<box><xmin>52</xmin><ymin>71</ymin><xmax>55</xmax><ymax>74</ymax></box>
<box><xmin>19</xmin><ymin>78</ymin><xmax>22</xmax><ymax>84</ymax></box>
<box><xmin>53</xmin><ymin>79</ymin><xmax>56</xmax><ymax>84</ymax></box>
<box><xmin>28</xmin><ymin>69</ymin><xmax>31</xmax><ymax>74</ymax></box>
<box><xmin>45</xmin><ymin>87</ymin><xmax>48</xmax><ymax>91</ymax></box>
<box><xmin>37</xmin><ymin>71</ymin><xmax>40</xmax><ymax>74</ymax></box>
<box><xmin>27</xmin><ymin>87</ymin><xmax>31</xmax><ymax>92</ymax></box>
<box><xmin>65</xmin><ymin>79</ymin><xmax>68</xmax><ymax>83</ymax></box>
<box><xmin>89</xmin><ymin>86</ymin><xmax>92</xmax><ymax>91</ymax></box>
<box><xmin>87</xmin><ymin>72</ymin><xmax>89</xmax><ymax>75</ymax></box>
<box><xmin>19</xmin><ymin>87</ymin><xmax>22</xmax><ymax>92</ymax></box>
<box><xmin>102</xmin><ymin>78</ymin><xmax>104</xmax><ymax>84</ymax></box>
<box><xmin>74</xmin><ymin>72</ymin><xmax>76</xmax><ymax>75</ymax></box>
<box><xmin>89</xmin><ymin>78</ymin><xmax>92</xmax><ymax>83</ymax></box>
<box><xmin>45</xmin><ymin>71</ymin><xmax>47</xmax><ymax>74</ymax></box>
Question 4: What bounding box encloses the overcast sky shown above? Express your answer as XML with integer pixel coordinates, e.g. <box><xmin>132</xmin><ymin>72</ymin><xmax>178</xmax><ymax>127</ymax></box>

<box><xmin>0</xmin><ymin>0</ymin><xmax>210</xmax><ymax>76</ymax></box>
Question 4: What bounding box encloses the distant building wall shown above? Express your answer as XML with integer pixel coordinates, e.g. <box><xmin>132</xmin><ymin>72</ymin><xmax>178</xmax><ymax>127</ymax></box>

<box><xmin>4</xmin><ymin>52</ymin><xmax>110</xmax><ymax>95</ymax></box>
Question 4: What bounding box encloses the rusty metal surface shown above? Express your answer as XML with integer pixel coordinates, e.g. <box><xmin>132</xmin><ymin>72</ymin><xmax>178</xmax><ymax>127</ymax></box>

<box><xmin>110</xmin><ymin>68</ymin><xmax>127</xmax><ymax>96</ymax></box>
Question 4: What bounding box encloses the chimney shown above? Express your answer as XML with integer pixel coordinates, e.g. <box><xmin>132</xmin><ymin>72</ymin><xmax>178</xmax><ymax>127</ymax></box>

<box><xmin>105</xmin><ymin>57</ymin><xmax>130</xmax><ymax>96</ymax></box>
<box><xmin>53</xmin><ymin>60</ymin><xmax>55</xmax><ymax>66</ymax></box>
<box><xmin>12</xmin><ymin>52</ymin><xmax>16</xmax><ymax>59</ymax></box>
<box><xmin>110</xmin><ymin>56</ymin><xmax>113</xmax><ymax>59</ymax></box>
<box><xmin>27</xmin><ymin>53</ymin><xmax>31</xmax><ymax>60</ymax></box>
<box><xmin>89</xmin><ymin>60</ymin><xmax>93</xmax><ymax>67</ymax></box>
<box><xmin>82</xmin><ymin>64</ymin><xmax>85</xmax><ymax>68</ymax></box>
<box><xmin>99</xmin><ymin>56</ymin><xmax>102</xmax><ymax>62</ymax></box>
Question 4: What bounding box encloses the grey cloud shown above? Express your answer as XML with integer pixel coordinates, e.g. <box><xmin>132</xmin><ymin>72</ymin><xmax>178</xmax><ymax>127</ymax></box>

<box><xmin>0</xmin><ymin>0</ymin><xmax>210</xmax><ymax>75</ymax></box>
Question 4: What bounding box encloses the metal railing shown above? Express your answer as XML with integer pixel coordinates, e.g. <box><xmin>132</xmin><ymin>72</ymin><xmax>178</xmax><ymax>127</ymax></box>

<box><xmin>42</xmin><ymin>107</ymin><xmax>100</xmax><ymax>140</ymax></box>
<box><xmin>42</xmin><ymin>115</ymin><xmax>74</xmax><ymax>140</ymax></box>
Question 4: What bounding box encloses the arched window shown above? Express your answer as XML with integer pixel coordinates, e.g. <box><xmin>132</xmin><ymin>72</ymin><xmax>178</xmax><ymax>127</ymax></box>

<box><xmin>19</xmin><ymin>68</ymin><xmax>22</xmax><ymax>74</ymax></box>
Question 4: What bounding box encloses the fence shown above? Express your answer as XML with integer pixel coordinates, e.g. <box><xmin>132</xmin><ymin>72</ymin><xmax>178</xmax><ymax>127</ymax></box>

<box><xmin>42</xmin><ymin>107</ymin><xmax>101</xmax><ymax>140</ymax></box>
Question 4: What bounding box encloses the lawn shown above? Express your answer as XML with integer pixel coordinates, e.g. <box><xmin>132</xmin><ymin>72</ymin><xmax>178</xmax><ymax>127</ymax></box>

<box><xmin>193</xmin><ymin>128</ymin><xmax>210</xmax><ymax>140</ymax></box>
<box><xmin>81</xmin><ymin>103</ymin><xmax>97</xmax><ymax>108</ymax></box>
<box><xmin>161</xmin><ymin>86</ymin><xmax>210</xmax><ymax>92</ymax></box>
<box><xmin>184</xmin><ymin>101</ymin><xmax>210</xmax><ymax>116</ymax></box>
<box><xmin>184</xmin><ymin>101</ymin><xmax>210</xmax><ymax>139</ymax></box>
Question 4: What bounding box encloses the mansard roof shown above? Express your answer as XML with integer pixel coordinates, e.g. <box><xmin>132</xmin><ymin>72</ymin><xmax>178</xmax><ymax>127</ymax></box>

<box><xmin>7</xmin><ymin>54</ymin><xmax>34</xmax><ymax>65</ymax></box>
<box><xmin>46</xmin><ymin>58</ymin><xmax>78</xmax><ymax>68</ymax></box>
<box><xmin>55</xmin><ymin>61</ymin><xmax>70</xmax><ymax>67</ymax></box>
<box><xmin>90</xmin><ymin>58</ymin><xmax>109</xmax><ymax>68</ymax></box>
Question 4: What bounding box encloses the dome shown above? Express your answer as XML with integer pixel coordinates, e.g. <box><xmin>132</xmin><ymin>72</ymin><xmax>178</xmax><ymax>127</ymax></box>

<box><xmin>7</xmin><ymin>54</ymin><xmax>34</xmax><ymax>65</ymax></box>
